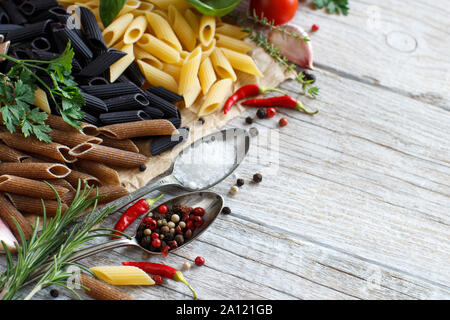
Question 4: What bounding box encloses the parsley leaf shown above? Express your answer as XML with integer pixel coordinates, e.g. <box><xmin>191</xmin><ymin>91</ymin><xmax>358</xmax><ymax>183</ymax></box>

<box><xmin>314</xmin><ymin>0</ymin><xmax>349</xmax><ymax>15</ymax></box>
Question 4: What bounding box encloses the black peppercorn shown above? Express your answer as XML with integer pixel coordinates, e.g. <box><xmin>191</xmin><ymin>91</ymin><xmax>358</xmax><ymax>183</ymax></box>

<box><xmin>222</xmin><ymin>207</ymin><xmax>231</xmax><ymax>215</ymax></box>
<box><xmin>236</xmin><ymin>178</ymin><xmax>244</xmax><ymax>187</ymax></box>
<box><xmin>50</xmin><ymin>289</ymin><xmax>59</xmax><ymax>298</ymax></box>
<box><xmin>256</xmin><ymin>109</ymin><xmax>266</xmax><ymax>119</ymax></box>
<box><xmin>302</xmin><ymin>71</ymin><xmax>316</xmax><ymax>83</ymax></box>
<box><xmin>198</xmin><ymin>118</ymin><xmax>205</xmax><ymax>124</ymax></box>
<box><xmin>141</xmin><ymin>235</ymin><xmax>152</xmax><ymax>248</ymax></box>
<box><xmin>175</xmin><ymin>234</ymin><xmax>184</xmax><ymax>245</ymax></box>
<box><xmin>139</xmin><ymin>164</ymin><xmax>147</xmax><ymax>172</ymax></box>
<box><xmin>253</xmin><ymin>173</ymin><xmax>262</xmax><ymax>183</ymax></box>
<box><xmin>245</xmin><ymin>116</ymin><xmax>253</xmax><ymax>124</ymax></box>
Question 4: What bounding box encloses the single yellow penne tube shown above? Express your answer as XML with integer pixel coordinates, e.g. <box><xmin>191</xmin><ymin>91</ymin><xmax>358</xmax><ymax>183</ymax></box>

<box><xmin>134</xmin><ymin>46</ymin><xmax>164</xmax><ymax>69</ymax></box>
<box><xmin>102</xmin><ymin>13</ymin><xmax>134</xmax><ymax>47</ymax></box>
<box><xmin>136</xmin><ymin>33</ymin><xmax>180</xmax><ymax>63</ymax></box>
<box><xmin>198</xmin><ymin>15</ymin><xmax>215</xmax><ymax>46</ymax></box>
<box><xmin>123</xmin><ymin>15</ymin><xmax>147</xmax><ymax>44</ymax></box>
<box><xmin>215</xmin><ymin>34</ymin><xmax>252</xmax><ymax>53</ymax></box>
<box><xmin>80</xmin><ymin>273</ymin><xmax>134</xmax><ymax>300</ymax></box>
<box><xmin>118</xmin><ymin>0</ymin><xmax>141</xmax><ymax>16</ymax></box>
<box><xmin>110</xmin><ymin>44</ymin><xmax>135</xmax><ymax>83</ymax></box>
<box><xmin>198</xmin><ymin>78</ymin><xmax>233</xmax><ymax>116</ymax></box>
<box><xmin>183</xmin><ymin>8</ymin><xmax>199</xmax><ymax>35</ymax></box>
<box><xmin>134</xmin><ymin>1</ymin><xmax>154</xmax><ymax>15</ymax></box>
<box><xmin>163</xmin><ymin>63</ymin><xmax>181</xmax><ymax>80</ymax></box>
<box><xmin>198</xmin><ymin>57</ymin><xmax>216</xmax><ymax>95</ymax></box>
<box><xmin>201</xmin><ymin>38</ymin><xmax>215</xmax><ymax>61</ymax></box>
<box><xmin>152</xmin><ymin>9</ymin><xmax>169</xmax><ymax>20</ymax></box>
<box><xmin>34</xmin><ymin>88</ymin><xmax>50</xmax><ymax>114</ymax></box>
<box><xmin>183</xmin><ymin>77</ymin><xmax>201</xmax><ymax>109</ymax></box>
<box><xmin>210</xmin><ymin>47</ymin><xmax>236</xmax><ymax>81</ymax></box>
<box><xmin>145</xmin><ymin>11</ymin><xmax>182</xmax><ymax>51</ymax></box>
<box><xmin>178</xmin><ymin>46</ymin><xmax>202</xmax><ymax>95</ymax></box>
<box><xmin>137</xmin><ymin>59</ymin><xmax>178</xmax><ymax>92</ymax></box>
<box><xmin>220</xmin><ymin>47</ymin><xmax>263</xmax><ymax>77</ymax></box>
<box><xmin>167</xmin><ymin>5</ymin><xmax>196</xmax><ymax>52</ymax></box>
<box><xmin>216</xmin><ymin>23</ymin><xmax>248</xmax><ymax>39</ymax></box>
<box><xmin>150</xmin><ymin>0</ymin><xmax>191</xmax><ymax>10</ymax></box>
<box><xmin>91</xmin><ymin>266</ymin><xmax>155</xmax><ymax>286</ymax></box>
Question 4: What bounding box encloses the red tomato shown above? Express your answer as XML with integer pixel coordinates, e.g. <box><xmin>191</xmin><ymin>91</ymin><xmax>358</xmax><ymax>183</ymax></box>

<box><xmin>250</xmin><ymin>0</ymin><xmax>298</xmax><ymax>26</ymax></box>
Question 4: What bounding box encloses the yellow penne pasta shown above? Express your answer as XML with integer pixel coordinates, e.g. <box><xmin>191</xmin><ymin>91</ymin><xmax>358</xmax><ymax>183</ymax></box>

<box><xmin>134</xmin><ymin>1</ymin><xmax>154</xmax><ymax>15</ymax></box>
<box><xmin>123</xmin><ymin>15</ymin><xmax>147</xmax><ymax>44</ymax></box>
<box><xmin>137</xmin><ymin>59</ymin><xmax>178</xmax><ymax>92</ymax></box>
<box><xmin>74</xmin><ymin>1</ymin><xmax>98</xmax><ymax>10</ymax></box>
<box><xmin>198</xmin><ymin>78</ymin><xmax>233</xmax><ymax>116</ymax></box>
<box><xmin>201</xmin><ymin>38</ymin><xmax>215</xmax><ymax>61</ymax></box>
<box><xmin>198</xmin><ymin>15</ymin><xmax>215</xmax><ymax>46</ymax></box>
<box><xmin>134</xmin><ymin>46</ymin><xmax>163</xmax><ymax>69</ymax></box>
<box><xmin>150</xmin><ymin>0</ymin><xmax>191</xmax><ymax>10</ymax></box>
<box><xmin>210</xmin><ymin>47</ymin><xmax>236</xmax><ymax>81</ymax></box>
<box><xmin>163</xmin><ymin>63</ymin><xmax>181</xmax><ymax>80</ymax></box>
<box><xmin>220</xmin><ymin>47</ymin><xmax>263</xmax><ymax>77</ymax></box>
<box><xmin>215</xmin><ymin>34</ymin><xmax>252</xmax><ymax>53</ymax></box>
<box><xmin>91</xmin><ymin>266</ymin><xmax>155</xmax><ymax>286</ymax></box>
<box><xmin>102</xmin><ymin>13</ymin><xmax>134</xmax><ymax>47</ymax></box>
<box><xmin>183</xmin><ymin>77</ymin><xmax>201</xmax><ymax>109</ymax></box>
<box><xmin>137</xmin><ymin>33</ymin><xmax>180</xmax><ymax>63</ymax></box>
<box><xmin>152</xmin><ymin>9</ymin><xmax>169</xmax><ymax>20</ymax></box>
<box><xmin>216</xmin><ymin>23</ymin><xmax>248</xmax><ymax>39</ymax></box>
<box><xmin>110</xmin><ymin>44</ymin><xmax>135</xmax><ymax>82</ymax></box>
<box><xmin>145</xmin><ymin>11</ymin><xmax>182</xmax><ymax>51</ymax></box>
<box><xmin>178</xmin><ymin>46</ymin><xmax>202</xmax><ymax>95</ymax></box>
<box><xmin>183</xmin><ymin>8</ymin><xmax>199</xmax><ymax>35</ymax></box>
<box><xmin>34</xmin><ymin>88</ymin><xmax>50</xmax><ymax>114</ymax></box>
<box><xmin>118</xmin><ymin>0</ymin><xmax>141</xmax><ymax>16</ymax></box>
<box><xmin>167</xmin><ymin>5</ymin><xmax>196</xmax><ymax>52</ymax></box>
<box><xmin>198</xmin><ymin>57</ymin><xmax>216</xmax><ymax>95</ymax></box>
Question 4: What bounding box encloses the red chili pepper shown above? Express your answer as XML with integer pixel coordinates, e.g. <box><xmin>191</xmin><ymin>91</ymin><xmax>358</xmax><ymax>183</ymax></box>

<box><xmin>241</xmin><ymin>96</ymin><xmax>318</xmax><ymax>115</ymax></box>
<box><xmin>111</xmin><ymin>194</ymin><xmax>164</xmax><ymax>239</ymax></box>
<box><xmin>122</xmin><ymin>262</ymin><xmax>197</xmax><ymax>299</ymax></box>
<box><xmin>223</xmin><ymin>84</ymin><xmax>287</xmax><ymax>114</ymax></box>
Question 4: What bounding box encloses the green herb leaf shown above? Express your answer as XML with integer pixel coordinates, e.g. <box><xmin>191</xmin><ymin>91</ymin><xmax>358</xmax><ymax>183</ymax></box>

<box><xmin>187</xmin><ymin>0</ymin><xmax>243</xmax><ymax>17</ymax></box>
<box><xmin>99</xmin><ymin>0</ymin><xmax>127</xmax><ymax>27</ymax></box>
<box><xmin>313</xmin><ymin>0</ymin><xmax>349</xmax><ymax>15</ymax></box>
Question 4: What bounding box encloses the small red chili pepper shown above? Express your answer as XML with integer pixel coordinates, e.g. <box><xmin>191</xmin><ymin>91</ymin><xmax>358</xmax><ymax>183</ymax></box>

<box><xmin>111</xmin><ymin>194</ymin><xmax>164</xmax><ymax>239</ymax></box>
<box><xmin>122</xmin><ymin>262</ymin><xmax>198</xmax><ymax>299</ymax></box>
<box><xmin>241</xmin><ymin>96</ymin><xmax>318</xmax><ymax>115</ymax></box>
<box><xmin>223</xmin><ymin>84</ymin><xmax>287</xmax><ymax>114</ymax></box>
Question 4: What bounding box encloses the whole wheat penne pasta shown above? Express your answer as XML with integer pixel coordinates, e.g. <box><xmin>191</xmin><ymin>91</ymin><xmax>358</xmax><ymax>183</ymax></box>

<box><xmin>5</xmin><ymin>193</ymin><xmax>68</xmax><ymax>217</ymax></box>
<box><xmin>69</xmin><ymin>143</ymin><xmax>148</xmax><ymax>168</ymax></box>
<box><xmin>46</xmin><ymin>179</ymin><xmax>76</xmax><ymax>193</ymax></box>
<box><xmin>48</xmin><ymin>129</ymin><xmax>103</xmax><ymax>148</ymax></box>
<box><xmin>100</xmin><ymin>136</ymin><xmax>140</xmax><ymax>153</ymax></box>
<box><xmin>0</xmin><ymin>132</ymin><xmax>77</xmax><ymax>163</ymax></box>
<box><xmin>75</xmin><ymin>159</ymin><xmax>121</xmax><ymax>186</ymax></box>
<box><xmin>0</xmin><ymin>175</ymin><xmax>69</xmax><ymax>199</ymax></box>
<box><xmin>46</xmin><ymin>114</ymin><xmax>99</xmax><ymax>136</ymax></box>
<box><xmin>88</xmin><ymin>185</ymin><xmax>129</xmax><ymax>204</ymax></box>
<box><xmin>79</xmin><ymin>273</ymin><xmax>135</xmax><ymax>300</ymax></box>
<box><xmin>98</xmin><ymin>120</ymin><xmax>178</xmax><ymax>139</ymax></box>
<box><xmin>0</xmin><ymin>192</ymin><xmax>33</xmax><ymax>241</ymax></box>
<box><xmin>66</xmin><ymin>170</ymin><xmax>102</xmax><ymax>188</ymax></box>
<box><xmin>0</xmin><ymin>143</ymin><xmax>30</xmax><ymax>163</ymax></box>
<box><xmin>0</xmin><ymin>163</ymin><xmax>71</xmax><ymax>179</ymax></box>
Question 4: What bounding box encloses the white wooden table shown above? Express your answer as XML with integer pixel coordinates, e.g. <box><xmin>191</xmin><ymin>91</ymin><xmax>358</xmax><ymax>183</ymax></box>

<box><xmin>18</xmin><ymin>0</ymin><xmax>450</xmax><ymax>300</ymax></box>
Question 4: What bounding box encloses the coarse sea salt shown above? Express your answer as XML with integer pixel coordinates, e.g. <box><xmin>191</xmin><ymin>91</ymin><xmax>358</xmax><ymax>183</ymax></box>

<box><xmin>173</xmin><ymin>138</ymin><xmax>237</xmax><ymax>190</ymax></box>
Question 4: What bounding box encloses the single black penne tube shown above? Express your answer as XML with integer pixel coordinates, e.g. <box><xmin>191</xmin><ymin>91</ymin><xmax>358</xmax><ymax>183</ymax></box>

<box><xmin>150</xmin><ymin>127</ymin><xmax>189</xmax><ymax>156</ymax></box>
<box><xmin>0</xmin><ymin>6</ymin><xmax>10</xmax><ymax>24</ymax></box>
<box><xmin>82</xmin><ymin>112</ymin><xmax>101</xmax><ymax>126</ymax></box>
<box><xmin>146</xmin><ymin>86</ymin><xmax>184</xmax><ymax>103</ymax></box>
<box><xmin>80</xmin><ymin>82</ymin><xmax>141</xmax><ymax>99</ymax></box>
<box><xmin>5</xmin><ymin>19</ymin><xmax>52</xmax><ymax>43</ymax></box>
<box><xmin>51</xmin><ymin>24</ymin><xmax>94</xmax><ymax>62</ymax></box>
<box><xmin>79</xmin><ymin>6</ymin><xmax>107</xmax><ymax>53</ymax></box>
<box><xmin>0</xmin><ymin>0</ymin><xmax>27</xmax><ymax>25</ymax></box>
<box><xmin>27</xmin><ymin>6</ymin><xmax>59</xmax><ymax>23</ymax></box>
<box><xmin>31</xmin><ymin>37</ymin><xmax>52</xmax><ymax>52</ymax></box>
<box><xmin>104</xmin><ymin>93</ymin><xmax>149</xmax><ymax>112</ymax></box>
<box><xmin>87</xmin><ymin>77</ymin><xmax>110</xmax><ymax>86</ymax></box>
<box><xmin>11</xmin><ymin>46</ymin><xmax>33</xmax><ymax>59</ymax></box>
<box><xmin>0</xmin><ymin>24</ymin><xmax>23</xmax><ymax>36</ymax></box>
<box><xmin>99</xmin><ymin>110</ymin><xmax>151</xmax><ymax>125</ymax></box>
<box><xmin>78</xmin><ymin>48</ymin><xmax>127</xmax><ymax>78</ymax></box>
<box><xmin>18</xmin><ymin>0</ymin><xmax>58</xmax><ymax>16</ymax></box>
<box><xmin>166</xmin><ymin>117</ymin><xmax>182</xmax><ymax>129</ymax></box>
<box><xmin>143</xmin><ymin>91</ymin><xmax>181</xmax><ymax>118</ymax></box>
<box><xmin>81</xmin><ymin>92</ymin><xmax>108</xmax><ymax>115</ymax></box>
<box><xmin>125</xmin><ymin>61</ymin><xmax>146</xmax><ymax>87</ymax></box>
<box><xmin>48</xmin><ymin>6</ymin><xmax>70</xmax><ymax>24</ymax></box>
<box><xmin>142</xmin><ymin>106</ymin><xmax>164</xmax><ymax>119</ymax></box>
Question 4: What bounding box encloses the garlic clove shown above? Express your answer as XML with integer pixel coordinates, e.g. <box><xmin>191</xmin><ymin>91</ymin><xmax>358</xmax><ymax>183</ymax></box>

<box><xmin>0</xmin><ymin>217</ymin><xmax>17</xmax><ymax>253</ymax></box>
<box><xmin>267</xmin><ymin>24</ymin><xmax>314</xmax><ymax>70</ymax></box>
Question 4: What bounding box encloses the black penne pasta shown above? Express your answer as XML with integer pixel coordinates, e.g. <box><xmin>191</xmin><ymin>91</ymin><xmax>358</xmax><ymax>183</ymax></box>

<box><xmin>78</xmin><ymin>48</ymin><xmax>127</xmax><ymax>78</ymax></box>
<box><xmin>143</xmin><ymin>91</ymin><xmax>181</xmax><ymax>118</ymax></box>
<box><xmin>31</xmin><ymin>37</ymin><xmax>52</xmax><ymax>52</ymax></box>
<box><xmin>82</xmin><ymin>112</ymin><xmax>101</xmax><ymax>126</ymax></box>
<box><xmin>79</xmin><ymin>6</ymin><xmax>107</xmax><ymax>53</ymax></box>
<box><xmin>48</xmin><ymin>6</ymin><xmax>70</xmax><ymax>24</ymax></box>
<box><xmin>116</xmin><ymin>74</ymin><xmax>131</xmax><ymax>83</ymax></box>
<box><xmin>19</xmin><ymin>0</ymin><xmax>58</xmax><ymax>16</ymax></box>
<box><xmin>87</xmin><ymin>77</ymin><xmax>110</xmax><ymax>86</ymax></box>
<box><xmin>142</xmin><ymin>106</ymin><xmax>164</xmax><ymax>119</ymax></box>
<box><xmin>99</xmin><ymin>110</ymin><xmax>151</xmax><ymax>125</ymax></box>
<box><xmin>0</xmin><ymin>6</ymin><xmax>10</xmax><ymax>24</ymax></box>
<box><xmin>5</xmin><ymin>19</ymin><xmax>52</xmax><ymax>43</ymax></box>
<box><xmin>11</xmin><ymin>46</ymin><xmax>33</xmax><ymax>59</ymax></box>
<box><xmin>51</xmin><ymin>24</ymin><xmax>93</xmax><ymax>62</ymax></box>
<box><xmin>150</xmin><ymin>127</ymin><xmax>189</xmax><ymax>156</ymax></box>
<box><xmin>81</xmin><ymin>92</ymin><xmax>108</xmax><ymax>115</ymax></box>
<box><xmin>166</xmin><ymin>117</ymin><xmax>182</xmax><ymax>129</ymax></box>
<box><xmin>0</xmin><ymin>24</ymin><xmax>23</xmax><ymax>36</ymax></box>
<box><xmin>103</xmin><ymin>93</ymin><xmax>149</xmax><ymax>112</ymax></box>
<box><xmin>0</xmin><ymin>0</ymin><xmax>27</xmax><ymax>25</ymax></box>
<box><xmin>31</xmin><ymin>49</ymin><xmax>57</xmax><ymax>61</ymax></box>
<box><xmin>80</xmin><ymin>82</ymin><xmax>141</xmax><ymax>99</ymax></box>
<box><xmin>146</xmin><ymin>86</ymin><xmax>183</xmax><ymax>103</ymax></box>
<box><xmin>125</xmin><ymin>61</ymin><xmax>146</xmax><ymax>87</ymax></box>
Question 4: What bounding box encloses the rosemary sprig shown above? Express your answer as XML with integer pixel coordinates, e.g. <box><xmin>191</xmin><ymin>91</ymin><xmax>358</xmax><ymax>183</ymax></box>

<box><xmin>0</xmin><ymin>182</ymin><xmax>123</xmax><ymax>300</ymax></box>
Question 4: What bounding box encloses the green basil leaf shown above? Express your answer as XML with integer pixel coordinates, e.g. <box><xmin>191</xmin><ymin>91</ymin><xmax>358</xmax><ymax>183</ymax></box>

<box><xmin>99</xmin><ymin>0</ymin><xmax>127</xmax><ymax>27</ymax></box>
<box><xmin>187</xmin><ymin>0</ymin><xmax>243</xmax><ymax>17</ymax></box>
